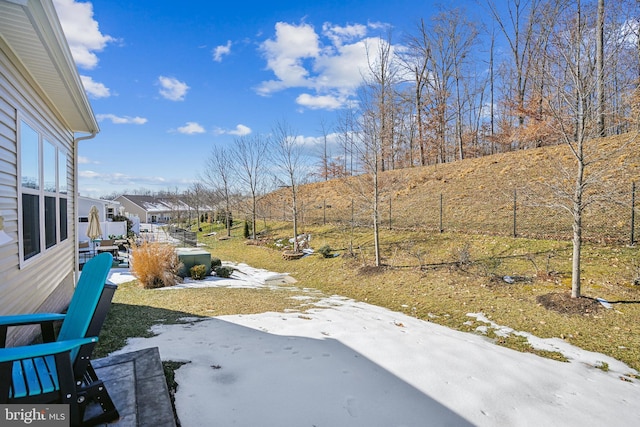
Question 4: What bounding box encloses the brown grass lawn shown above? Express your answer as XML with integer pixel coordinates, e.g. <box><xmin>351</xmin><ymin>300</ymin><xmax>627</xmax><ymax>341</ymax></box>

<box><xmin>200</xmin><ymin>222</ymin><xmax>640</xmax><ymax>373</ymax></box>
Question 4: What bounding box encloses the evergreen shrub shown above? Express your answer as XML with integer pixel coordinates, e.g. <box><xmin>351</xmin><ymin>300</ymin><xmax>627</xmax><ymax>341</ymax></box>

<box><xmin>317</xmin><ymin>244</ymin><xmax>333</xmax><ymax>258</ymax></box>
<box><xmin>215</xmin><ymin>266</ymin><xmax>234</xmax><ymax>278</ymax></box>
<box><xmin>190</xmin><ymin>264</ymin><xmax>207</xmax><ymax>280</ymax></box>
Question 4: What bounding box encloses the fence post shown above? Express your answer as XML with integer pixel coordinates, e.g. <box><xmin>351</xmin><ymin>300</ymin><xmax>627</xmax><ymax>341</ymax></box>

<box><xmin>351</xmin><ymin>198</ymin><xmax>354</xmax><ymax>226</ymax></box>
<box><xmin>350</xmin><ymin>198</ymin><xmax>354</xmax><ymax>253</ymax></box>
<box><xmin>389</xmin><ymin>198</ymin><xmax>392</xmax><ymax>230</ymax></box>
<box><xmin>513</xmin><ymin>188</ymin><xmax>517</xmax><ymax>238</ymax></box>
<box><xmin>631</xmin><ymin>181</ymin><xmax>636</xmax><ymax>246</ymax></box>
<box><xmin>323</xmin><ymin>199</ymin><xmax>326</xmax><ymax>225</ymax></box>
<box><xmin>439</xmin><ymin>193</ymin><xmax>444</xmax><ymax>233</ymax></box>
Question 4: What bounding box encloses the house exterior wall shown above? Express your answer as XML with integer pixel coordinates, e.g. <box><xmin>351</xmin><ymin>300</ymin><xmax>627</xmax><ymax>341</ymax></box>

<box><xmin>0</xmin><ymin>37</ymin><xmax>76</xmax><ymax>346</ymax></box>
<box><xmin>77</xmin><ymin>196</ymin><xmax>121</xmax><ymax>221</ymax></box>
<box><xmin>78</xmin><ymin>197</ymin><xmax>108</xmax><ymax>221</ymax></box>
<box><xmin>77</xmin><ymin>196</ymin><xmax>126</xmax><ymax>240</ymax></box>
<box><xmin>151</xmin><ymin>211</ymin><xmax>173</xmax><ymax>223</ymax></box>
<box><xmin>77</xmin><ymin>221</ymin><xmax>126</xmax><ymax>242</ymax></box>
<box><xmin>115</xmin><ymin>196</ymin><xmax>150</xmax><ymax>222</ymax></box>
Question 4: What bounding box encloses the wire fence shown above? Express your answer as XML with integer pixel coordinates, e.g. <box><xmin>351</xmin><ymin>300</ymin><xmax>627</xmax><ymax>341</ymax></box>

<box><xmin>167</xmin><ymin>226</ymin><xmax>198</xmax><ymax>247</ymax></box>
<box><xmin>259</xmin><ymin>181</ymin><xmax>639</xmax><ymax>246</ymax></box>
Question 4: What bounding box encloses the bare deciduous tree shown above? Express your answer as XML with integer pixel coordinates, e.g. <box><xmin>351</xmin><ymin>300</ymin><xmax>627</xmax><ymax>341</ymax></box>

<box><xmin>354</xmin><ymin>33</ymin><xmax>399</xmax><ymax>266</ymax></box>
<box><xmin>485</xmin><ymin>0</ymin><xmax>542</xmax><ymax>130</ymax></box>
<box><xmin>401</xmin><ymin>18</ymin><xmax>431</xmax><ymax>166</ymax></box>
<box><xmin>235</xmin><ymin>134</ymin><xmax>269</xmax><ymax>239</ymax></box>
<box><xmin>203</xmin><ymin>146</ymin><xmax>235</xmax><ymax>237</ymax></box>
<box><xmin>270</xmin><ymin>120</ymin><xmax>307</xmax><ymax>252</ymax></box>
<box><xmin>316</xmin><ymin>117</ymin><xmax>331</xmax><ymax>181</ymax></box>
<box><xmin>335</xmin><ymin>106</ymin><xmax>358</xmax><ymax>176</ymax></box>
<box><xmin>539</xmin><ymin>0</ymin><xmax>638</xmax><ymax>298</ymax></box>
<box><xmin>596</xmin><ymin>0</ymin><xmax>605</xmax><ymax>136</ymax></box>
<box><xmin>185</xmin><ymin>182</ymin><xmax>208</xmax><ymax>231</ymax></box>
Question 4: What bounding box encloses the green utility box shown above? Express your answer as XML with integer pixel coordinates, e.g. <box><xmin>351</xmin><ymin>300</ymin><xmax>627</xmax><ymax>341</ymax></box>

<box><xmin>176</xmin><ymin>248</ymin><xmax>212</xmax><ymax>277</ymax></box>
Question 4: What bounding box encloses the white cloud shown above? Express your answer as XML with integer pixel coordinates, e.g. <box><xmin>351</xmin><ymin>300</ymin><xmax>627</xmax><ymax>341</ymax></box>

<box><xmin>257</xmin><ymin>21</ymin><xmax>394</xmax><ymax>111</ymax></box>
<box><xmin>215</xmin><ymin>124</ymin><xmax>252</xmax><ymax>136</ymax></box>
<box><xmin>79</xmin><ymin>170</ymin><xmax>101</xmax><ymax>179</ymax></box>
<box><xmin>296</xmin><ymin>93</ymin><xmax>344</xmax><ymax>110</ymax></box>
<box><xmin>228</xmin><ymin>124</ymin><xmax>252</xmax><ymax>136</ymax></box>
<box><xmin>257</xmin><ymin>22</ymin><xmax>320</xmax><ymax>95</ymax></box>
<box><xmin>80</xmin><ymin>75</ymin><xmax>110</xmax><ymax>98</ymax></box>
<box><xmin>213</xmin><ymin>40</ymin><xmax>232</xmax><ymax>62</ymax></box>
<box><xmin>78</xmin><ymin>156</ymin><xmax>99</xmax><ymax>165</ymax></box>
<box><xmin>322</xmin><ymin>23</ymin><xmax>367</xmax><ymax>47</ymax></box>
<box><xmin>96</xmin><ymin>114</ymin><xmax>147</xmax><ymax>125</ymax></box>
<box><xmin>79</xmin><ymin>170</ymin><xmax>168</xmax><ymax>186</ymax></box>
<box><xmin>619</xmin><ymin>19</ymin><xmax>639</xmax><ymax>46</ymax></box>
<box><xmin>53</xmin><ymin>0</ymin><xmax>114</xmax><ymax>69</ymax></box>
<box><xmin>177</xmin><ymin>122</ymin><xmax>205</xmax><ymax>135</ymax></box>
<box><xmin>158</xmin><ymin>76</ymin><xmax>190</xmax><ymax>101</ymax></box>
<box><xmin>286</xmin><ymin>132</ymin><xmax>343</xmax><ymax>158</ymax></box>
<box><xmin>313</xmin><ymin>39</ymin><xmax>372</xmax><ymax>91</ymax></box>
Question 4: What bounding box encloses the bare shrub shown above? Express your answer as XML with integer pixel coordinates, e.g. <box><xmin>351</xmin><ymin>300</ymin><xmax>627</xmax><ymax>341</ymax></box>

<box><xmin>403</xmin><ymin>241</ymin><xmax>427</xmax><ymax>269</ymax></box>
<box><xmin>452</xmin><ymin>243</ymin><xmax>472</xmax><ymax>268</ymax></box>
<box><xmin>131</xmin><ymin>242</ymin><xmax>182</xmax><ymax>288</ymax></box>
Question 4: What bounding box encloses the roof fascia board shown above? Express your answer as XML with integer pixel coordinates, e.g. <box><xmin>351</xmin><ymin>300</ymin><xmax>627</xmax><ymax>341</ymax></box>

<box><xmin>32</xmin><ymin>0</ymin><xmax>98</xmax><ymax>133</ymax></box>
<box><xmin>12</xmin><ymin>0</ymin><xmax>99</xmax><ymax>134</ymax></box>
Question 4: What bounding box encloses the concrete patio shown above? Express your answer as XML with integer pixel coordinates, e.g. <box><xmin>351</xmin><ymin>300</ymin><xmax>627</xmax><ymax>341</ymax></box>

<box><xmin>90</xmin><ymin>347</ymin><xmax>176</xmax><ymax>427</ymax></box>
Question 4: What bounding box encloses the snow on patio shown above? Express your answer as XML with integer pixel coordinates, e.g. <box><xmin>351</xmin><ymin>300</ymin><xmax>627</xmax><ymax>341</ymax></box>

<box><xmin>108</xmin><ymin>264</ymin><xmax>639</xmax><ymax>427</ymax></box>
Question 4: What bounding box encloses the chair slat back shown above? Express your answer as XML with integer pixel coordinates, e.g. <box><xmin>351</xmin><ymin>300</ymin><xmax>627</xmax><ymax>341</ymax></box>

<box><xmin>58</xmin><ymin>253</ymin><xmax>113</xmax><ymax>346</ymax></box>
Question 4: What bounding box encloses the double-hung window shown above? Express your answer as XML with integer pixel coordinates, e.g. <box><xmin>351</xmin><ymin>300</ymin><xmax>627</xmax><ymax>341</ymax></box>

<box><xmin>19</xmin><ymin>120</ymin><xmax>69</xmax><ymax>262</ymax></box>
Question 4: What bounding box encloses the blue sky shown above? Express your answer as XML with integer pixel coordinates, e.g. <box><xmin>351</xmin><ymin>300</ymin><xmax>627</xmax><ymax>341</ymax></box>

<box><xmin>53</xmin><ymin>0</ymin><xmax>483</xmax><ymax>198</ymax></box>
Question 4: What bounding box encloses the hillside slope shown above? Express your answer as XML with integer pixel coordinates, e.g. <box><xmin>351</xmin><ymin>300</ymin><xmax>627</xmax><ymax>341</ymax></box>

<box><xmin>260</xmin><ymin>133</ymin><xmax>640</xmax><ymax>243</ymax></box>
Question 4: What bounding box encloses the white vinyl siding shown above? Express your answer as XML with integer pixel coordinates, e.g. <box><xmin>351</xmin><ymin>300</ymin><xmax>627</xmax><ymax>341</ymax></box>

<box><xmin>0</xmin><ymin>37</ymin><xmax>76</xmax><ymax>346</ymax></box>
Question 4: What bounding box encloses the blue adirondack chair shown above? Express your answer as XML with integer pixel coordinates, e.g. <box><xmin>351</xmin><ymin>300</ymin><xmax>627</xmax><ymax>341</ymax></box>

<box><xmin>0</xmin><ymin>252</ymin><xmax>119</xmax><ymax>426</ymax></box>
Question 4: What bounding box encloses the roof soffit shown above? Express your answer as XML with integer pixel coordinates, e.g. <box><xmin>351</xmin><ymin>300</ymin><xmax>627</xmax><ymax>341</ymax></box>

<box><xmin>0</xmin><ymin>0</ymin><xmax>98</xmax><ymax>134</ymax></box>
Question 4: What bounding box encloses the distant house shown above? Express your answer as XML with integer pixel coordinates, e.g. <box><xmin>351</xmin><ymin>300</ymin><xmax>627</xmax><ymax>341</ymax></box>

<box><xmin>78</xmin><ymin>196</ymin><xmax>122</xmax><ymax>223</ymax></box>
<box><xmin>0</xmin><ymin>0</ymin><xmax>100</xmax><ymax>345</ymax></box>
<box><xmin>77</xmin><ymin>196</ymin><xmax>126</xmax><ymax>241</ymax></box>
<box><xmin>115</xmin><ymin>194</ymin><xmax>190</xmax><ymax>224</ymax></box>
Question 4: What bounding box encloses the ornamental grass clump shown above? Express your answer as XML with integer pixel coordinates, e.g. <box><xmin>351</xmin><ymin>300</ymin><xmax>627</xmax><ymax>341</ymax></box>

<box><xmin>131</xmin><ymin>242</ymin><xmax>182</xmax><ymax>288</ymax></box>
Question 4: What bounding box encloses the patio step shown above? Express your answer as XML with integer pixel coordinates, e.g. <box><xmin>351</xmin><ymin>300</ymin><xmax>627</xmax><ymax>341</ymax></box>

<box><xmin>91</xmin><ymin>347</ymin><xmax>176</xmax><ymax>426</ymax></box>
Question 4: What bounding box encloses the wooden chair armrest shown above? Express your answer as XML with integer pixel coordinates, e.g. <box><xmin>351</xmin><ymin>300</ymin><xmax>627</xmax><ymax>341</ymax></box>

<box><xmin>0</xmin><ymin>313</ymin><xmax>66</xmax><ymax>347</ymax></box>
<box><xmin>0</xmin><ymin>337</ymin><xmax>98</xmax><ymax>363</ymax></box>
<box><xmin>0</xmin><ymin>313</ymin><xmax>66</xmax><ymax>327</ymax></box>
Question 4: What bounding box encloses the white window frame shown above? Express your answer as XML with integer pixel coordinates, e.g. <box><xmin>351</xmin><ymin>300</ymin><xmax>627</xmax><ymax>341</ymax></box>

<box><xmin>17</xmin><ymin>116</ymin><xmax>69</xmax><ymax>266</ymax></box>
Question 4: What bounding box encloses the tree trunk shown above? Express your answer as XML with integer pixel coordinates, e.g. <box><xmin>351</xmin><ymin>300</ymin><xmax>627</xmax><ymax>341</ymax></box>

<box><xmin>373</xmin><ymin>167</ymin><xmax>381</xmax><ymax>266</ymax></box>
<box><xmin>596</xmin><ymin>0</ymin><xmax>605</xmax><ymax>137</ymax></box>
<box><xmin>416</xmin><ymin>76</ymin><xmax>426</xmax><ymax>165</ymax></box>
<box><xmin>571</xmin><ymin>161</ymin><xmax>584</xmax><ymax>298</ymax></box>
<box><xmin>571</xmin><ymin>0</ymin><xmax>585</xmax><ymax>299</ymax></box>
<box><xmin>489</xmin><ymin>30</ymin><xmax>495</xmax><ymax>153</ymax></box>
<box><xmin>251</xmin><ymin>192</ymin><xmax>257</xmax><ymax>239</ymax></box>
<box><xmin>292</xmin><ymin>184</ymin><xmax>299</xmax><ymax>252</ymax></box>
<box><xmin>226</xmin><ymin>212</ymin><xmax>231</xmax><ymax>237</ymax></box>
